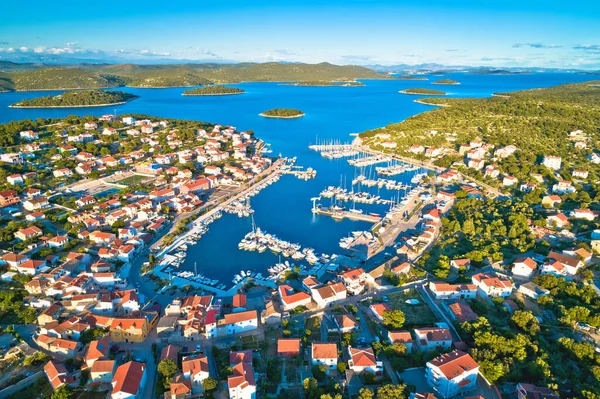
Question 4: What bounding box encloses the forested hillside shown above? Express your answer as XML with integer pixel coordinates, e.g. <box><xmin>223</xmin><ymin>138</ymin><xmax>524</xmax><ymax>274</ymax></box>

<box><xmin>361</xmin><ymin>81</ymin><xmax>600</xmax><ymax>182</ymax></box>
<box><xmin>1</xmin><ymin>62</ymin><xmax>385</xmax><ymax>90</ymax></box>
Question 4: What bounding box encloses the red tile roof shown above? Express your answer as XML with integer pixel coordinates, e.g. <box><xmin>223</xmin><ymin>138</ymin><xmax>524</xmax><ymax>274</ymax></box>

<box><xmin>277</xmin><ymin>338</ymin><xmax>301</xmax><ymax>354</ymax></box>
<box><xmin>112</xmin><ymin>361</ymin><xmax>145</xmax><ymax>396</ymax></box>
<box><xmin>312</xmin><ymin>343</ymin><xmax>338</xmax><ymax>360</ymax></box>
<box><xmin>428</xmin><ymin>350</ymin><xmax>479</xmax><ymax>380</ymax></box>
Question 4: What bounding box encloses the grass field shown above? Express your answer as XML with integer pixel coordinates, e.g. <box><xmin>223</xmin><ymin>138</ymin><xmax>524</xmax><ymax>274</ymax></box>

<box><xmin>115</xmin><ymin>174</ymin><xmax>151</xmax><ymax>185</ymax></box>
<box><xmin>387</xmin><ymin>289</ymin><xmax>438</xmax><ymax>326</ymax></box>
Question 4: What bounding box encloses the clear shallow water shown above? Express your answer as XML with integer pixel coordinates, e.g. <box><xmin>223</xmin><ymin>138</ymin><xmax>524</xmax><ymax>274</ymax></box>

<box><xmin>0</xmin><ymin>72</ymin><xmax>593</xmax><ymax>284</ymax></box>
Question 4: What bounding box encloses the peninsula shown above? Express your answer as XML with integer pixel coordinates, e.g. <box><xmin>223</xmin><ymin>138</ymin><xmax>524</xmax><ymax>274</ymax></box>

<box><xmin>399</xmin><ymin>88</ymin><xmax>447</xmax><ymax>95</ymax></box>
<box><xmin>9</xmin><ymin>89</ymin><xmax>138</xmax><ymax>108</ymax></box>
<box><xmin>182</xmin><ymin>85</ymin><xmax>245</xmax><ymax>96</ymax></box>
<box><xmin>397</xmin><ymin>75</ymin><xmax>429</xmax><ymax>80</ymax></box>
<box><xmin>259</xmin><ymin>108</ymin><xmax>305</xmax><ymax>118</ymax></box>
<box><xmin>431</xmin><ymin>79</ymin><xmax>460</xmax><ymax>85</ymax></box>
<box><xmin>288</xmin><ymin>80</ymin><xmax>365</xmax><ymax>87</ymax></box>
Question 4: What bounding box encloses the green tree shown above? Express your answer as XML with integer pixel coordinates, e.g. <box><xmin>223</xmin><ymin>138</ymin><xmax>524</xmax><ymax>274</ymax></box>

<box><xmin>157</xmin><ymin>359</ymin><xmax>178</xmax><ymax>380</ymax></box>
<box><xmin>312</xmin><ymin>364</ymin><xmax>327</xmax><ymax>381</ymax></box>
<box><xmin>383</xmin><ymin>309</ymin><xmax>406</xmax><ymax>329</ymax></box>
<box><xmin>51</xmin><ymin>385</ymin><xmax>73</xmax><ymax>399</ymax></box>
<box><xmin>337</xmin><ymin>361</ymin><xmax>347</xmax><ymax>374</ymax></box>
<box><xmin>511</xmin><ymin>310</ymin><xmax>540</xmax><ymax>335</ymax></box>
<box><xmin>358</xmin><ymin>387</ymin><xmax>375</xmax><ymax>399</ymax></box>
<box><xmin>376</xmin><ymin>384</ymin><xmax>407</xmax><ymax>399</ymax></box>
<box><xmin>202</xmin><ymin>377</ymin><xmax>219</xmax><ymax>392</ymax></box>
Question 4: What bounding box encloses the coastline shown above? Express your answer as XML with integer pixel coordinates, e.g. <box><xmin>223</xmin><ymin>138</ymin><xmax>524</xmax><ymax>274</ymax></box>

<box><xmin>259</xmin><ymin>112</ymin><xmax>305</xmax><ymax>119</ymax></box>
<box><xmin>413</xmin><ymin>99</ymin><xmax>450</xmax><ymax>107</ymax></box>
<box><xmin>9</xmin><ymin>98</ymin><xmax>136</xmax><ymax>109</ymax></box>
<box><xmin>431</xmin><ymin>82</ymin><xmax>460</xmax><ymax>85</ymax></box>
<box><xmin>399</xmin><ymin>90</ymin><xmax>447</xmax><ymax>96</ymax></box>
<box><xmin>13</xmin><ymin>86</ymin><xmax>116</xmax><ymax>92</ymax></box>
<box><xmin>280</xmin><ymin>83</ymin><xmax>365</xmax><ymax>87</ymax></box>
<box><xmin>182</xmin><ymin>92</ymin><xmax>244</xmax><ymax>96</ymax></box>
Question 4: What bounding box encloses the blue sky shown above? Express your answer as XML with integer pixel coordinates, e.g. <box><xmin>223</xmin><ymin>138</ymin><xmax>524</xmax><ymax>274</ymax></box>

<box><xmin>1</xmin><ymin>0</ymin><xmax>599</xmax><ymax>68</ymax></box>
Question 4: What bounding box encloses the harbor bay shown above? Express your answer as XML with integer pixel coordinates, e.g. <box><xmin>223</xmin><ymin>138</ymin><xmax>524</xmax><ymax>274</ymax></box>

<box><xmin>0</xmin><ymin>73</ymin><xmax>592</xmax><ymax>287</ymax></box>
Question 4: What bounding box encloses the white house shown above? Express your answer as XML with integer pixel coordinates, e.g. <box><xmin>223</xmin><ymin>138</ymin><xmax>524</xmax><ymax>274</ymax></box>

<box><xmin>387</xmin><ymin>330</ymin><xmax>414</xmax><ymax>353</ymax></box>
<box><xmin>512</xmin><ymin>257</ymin><xmax>537</xmax><ymax>278</ymax></box>
<box><xmin>310</xmin><ymin>282</ymin><xmax>347</xmax><ymax>307</ymax></box>
<box><xmin>413</xmin><ymin>327</ymin><xmax>453</xmax><ymax>352</ymax></box>
<box><xmin>182</xmin><ymin>356</ymin><xmax>210</xmax><ymax>393</ymax></box>
<box><xmin>428</xmin><ymin>282</ymin><xmax>477</xmax><ymax>300</ymax></box>
<box><xmin>426</xmin><ymin>351</ymin><xmax>479</xmax><ymax>399</ymax></box>
<box><xmin>347</xmin><ymin>347</ymin><xmax>383</xmax><ymax>375</ymax></box>
<box><xmin>223</xmin><ymin>310</ymin><xmax>258</xmax><ymax>335</ymax></box>
<box><xmin>572</xmin><ymin>209</ymin><xmax>596</xmax><ymax>221</ymax></box>
<box><xmin>518</xmin><ymin>282</ymin><xmax>550</xmax><ymax>300</ymax></box>
<box><xmin>228</xmin><ymin>362</ymin><xmax>256</xmax><ymax>399</ymax></box>
<box><xmin>471</xmin><ymin>273</ymin><xmax>514</xmax><ymax>298</ymax></box>
<box><xmin>543</xmin><ymin>251</ymin><xmax>582</xmax><ymax>277</ymax></box>
<box><xmin>542</xmin><ymin>155</ymin><xmax>562</xmax><ymax>170</ymax></box>
<box><xmin>311</xmin><ymin>343</ymin><xmax>338</xmax><ymax>372</ymax></box>
<box><xmin>338</xmin><ymin>268</ymin><xmax>367</xmax><ymax>295</ymax></box>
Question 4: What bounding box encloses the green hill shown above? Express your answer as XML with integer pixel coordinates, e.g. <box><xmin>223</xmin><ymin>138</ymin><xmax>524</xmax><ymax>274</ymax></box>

<box><xmin>11</xmin><ymin>89</ymin><xmax>138</xmax><ymax>108</ymax></box>
<box><xmin>10</xmin><ymin>68</ymin><xmax>124</xmax><ymax>91</ymax></box>
<box><xmin>126</xmin><ymin>68</ymin><xmax>213</xmax><ymax>88</ymax></box>
<box><xmin>1</xmin><ymin>62</ymin><xmax>386</xmax><ymax>90</ymax></box>
<box><xmin>361</xmin><ymin>81</ymin><xmax>600</xmax><ymax>182</ymax></box>
<box><xmin>0</xmin><ymin>73</ymin><xmax>15</xmax><ymax>91</ymax></box>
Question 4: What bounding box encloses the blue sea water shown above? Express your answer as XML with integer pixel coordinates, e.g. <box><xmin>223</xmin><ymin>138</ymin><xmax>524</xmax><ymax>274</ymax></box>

<box><xmin>0</xmin><ymin>72</ymin><xmax>593</xmax><ymax>284</ymax></box>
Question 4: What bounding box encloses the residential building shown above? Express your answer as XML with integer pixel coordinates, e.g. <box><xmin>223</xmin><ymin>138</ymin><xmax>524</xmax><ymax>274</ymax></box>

<box><xmin>182</xmin><ymin>355</ymin><xmax>210</xmax><ymax>393</ymax></box>
<box><xmin>512</xmin><ymin>257</ymin><xmax>537</xmax><ymax>278</ymax></box>
<box><xmin>387</xmin><ymin>330</ymin><xmax>414</xmax><ymax>353</ymax></box>
<box><xmin>109</xmin><ymin>317</ymin><xmax>149</xmax><ymax>343</ymax></box>
<box><xmin>471</xmin><ymin>273</ymin><xmax>514</xmax><ymax>298</ymax></box>
<box><xmin>516</xmin><ymin>383</ymin><xmax>559</xmax><ymax>399</ymax></box>
<box><xmin>228</xmin><ymin>361</ymin><xmax>256</xmax><ymax>399</ymax></box>
<box><xmin>277</xmin><ymin>338</ymin><xmax>301</xmax><ymax>357</ymax></box>
<box><xmin>310</xmin><ymin>281</ymin><xmax>347</xmax><ymax>307</ymax></box>
<box><xmin>518</xmin><ymin>282</ymin><xmax>550</xmax><ymax>300</ymax></box>
<box><xmin>311</xmin><ymin>343</ymin><xmax>338</xmax><ymax>372</ymax></box>
<box><xmin>542</xmin><ymin>155</ymin><xmax>562</xmax><ymax>170</ymax></box>
<box><xmin>428</xmin><ymin>282</ymin><xmax>477</xmax><ymax>300</ymax></box>
<box><xmin>44</xmin><ymin>360</ymin><xmax>75</xmax><ymax>390</ymax></box>
<box><xmin>278</xmin><ymin>285</ymin><xmax>312</xmax><ymax>311</ymax></box>
<box><xmin>111</xmin><ymin>361</ymin><xmax>146</xmax><ymax>399</ymax></box>
<box><xmin>91</xmin><ymin>359</ymin><xmax>116</xmax><ymax>383</ymax></box>
<box><xmin>426</xmin><ymin>351</ymin><xmax>479</xmax><ymax>399</ymax></box>
<box><xmin>347</xmin><ymin>346</ymin><xmax>383</xmax><ymax>375</ymax></box>
<box><xmin>222</xmin><ymin>310</ymin><xmax>258</xmax><ymax>335</ymax></box>
<box><xmin>338</xmin><ymin>268</ymin><xmax>367</xmax><ymax>295</ymax></box>
<box><xmin>414</xmin><ymin>327</ymin><xmax>453</xmax><ymax>351</ymax></box>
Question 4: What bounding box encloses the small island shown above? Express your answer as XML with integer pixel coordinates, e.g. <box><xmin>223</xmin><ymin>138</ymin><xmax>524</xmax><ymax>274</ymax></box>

<box><xmin>259</xmin><ymin>108</ymin><xmax>305</xmax><ymax>118</ymax></box>
<box><xmin>289</xmin><ymin>81</ymin><xmax>365</xmax><ymax>87</ymax></box>
<box><xmin>397</xmin><ymin>75</ymin><xmax>429</xmax><ymax>81</ymax></box>
<box><xmin>431</xmin><ymin>79</ymin><xmax>460</xmax><ymax>85</ymax></box>
<box><xmin>10</xmin><ymin>89</ymin><xmax>138</xmax><ymax>108</ymax></box>
<box><xmin>399</xmin><ymin>88</ymin><xmax>447</xmax><ymax>95</ymax></box>
<box><xmin>182</xmin><ymin>85</ymin><xmax>245</xmax><ymax>96</ymax></box>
